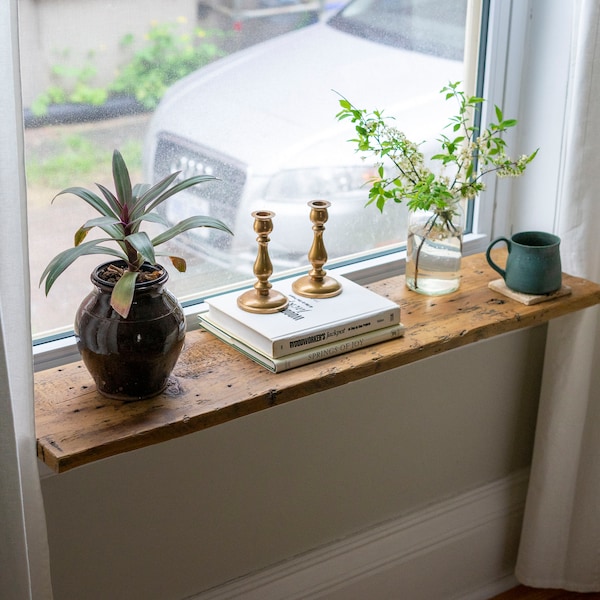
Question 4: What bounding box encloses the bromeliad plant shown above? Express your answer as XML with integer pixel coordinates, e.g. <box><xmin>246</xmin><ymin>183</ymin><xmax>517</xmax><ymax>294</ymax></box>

<box><xmin>335</xmin><ymin>81</ymin><xmax>538</xmax><ymax>224</ymax></box>
<box><xmin>40</xmin><ymin>149</ymin><xmax>232</xmax><ymax>318</ymax></box>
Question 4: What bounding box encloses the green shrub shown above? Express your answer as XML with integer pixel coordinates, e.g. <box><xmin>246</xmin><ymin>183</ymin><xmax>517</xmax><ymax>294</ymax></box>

<box><xmin>111</xmin><ymin>22</ymin><xmax>226</xmax><ymax>110</ymax></box>
<box><xmin>31</xmin><ymin>50</ymin><xmax>108</xmax><ymax>117</ymax></box>
<box><xmin>30</xmin><ymin>19</ymin><xmax>227</xmax><ymax>115</ymax></box>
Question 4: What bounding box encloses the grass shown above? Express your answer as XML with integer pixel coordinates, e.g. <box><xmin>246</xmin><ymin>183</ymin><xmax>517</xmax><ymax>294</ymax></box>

<box><xmin>26</xmin><ymin>134</ymin><xmax>142</xmax><ymax>190</ymax></box>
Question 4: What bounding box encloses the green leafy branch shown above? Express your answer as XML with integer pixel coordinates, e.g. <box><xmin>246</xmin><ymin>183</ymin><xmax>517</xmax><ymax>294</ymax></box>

<box><xmin>335</xmin><ymin>81</ymin><xmax>538</xmax><ymax>217</ymax></box>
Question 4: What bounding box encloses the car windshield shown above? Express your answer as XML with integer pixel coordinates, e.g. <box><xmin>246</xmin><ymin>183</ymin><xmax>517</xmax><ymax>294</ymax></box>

<box><xmin>329</xmin><ymin>0</ymin><xmax>467</xmax><ymax>60</ymax></box>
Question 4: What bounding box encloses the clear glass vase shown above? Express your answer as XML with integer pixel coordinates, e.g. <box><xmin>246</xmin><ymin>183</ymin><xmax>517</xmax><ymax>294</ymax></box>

<box><xmin>405</xmin><ymin>201</ymin><xmax>465</xmax><ymax>295</ymax></box>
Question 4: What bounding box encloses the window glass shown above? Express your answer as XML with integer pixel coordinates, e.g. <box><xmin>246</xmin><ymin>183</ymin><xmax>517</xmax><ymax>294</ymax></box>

<box><xmin>23</xmin><ymin>0</ymin><xmax>470</xmax><ymax>341</ymax></box>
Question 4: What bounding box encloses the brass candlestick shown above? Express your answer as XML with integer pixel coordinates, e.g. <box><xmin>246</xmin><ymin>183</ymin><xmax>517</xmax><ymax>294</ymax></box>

<box><xmin>238</xmin><ymin>210</ymin><xmax>289</xmax><ymax>313</ymax></box>
<box><xmin>292</xmin><ymin>200</ymin><xmax>342</xmax><ymax>298</ymax></box>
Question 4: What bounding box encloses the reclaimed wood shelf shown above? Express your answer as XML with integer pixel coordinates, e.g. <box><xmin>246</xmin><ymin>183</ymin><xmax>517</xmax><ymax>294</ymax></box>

<box><xmin>35</xmin><ymin>251</ymin><xmax>600</xmax><ymax>473</ymax></box>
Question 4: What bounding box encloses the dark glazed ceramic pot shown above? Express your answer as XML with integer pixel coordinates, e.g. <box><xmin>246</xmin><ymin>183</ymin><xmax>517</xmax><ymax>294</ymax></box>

<box><xmin>74</xmin><ymin>261</ymin><xmax>186</xmax><ymax>400</ymax></box>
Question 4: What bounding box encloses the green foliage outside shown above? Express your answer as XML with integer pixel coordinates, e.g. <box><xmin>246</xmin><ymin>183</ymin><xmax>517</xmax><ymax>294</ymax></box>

<box><xmin>26</xmin><ymin>136</ymin><xmax>142</xmax><ymax>189</ymax></box>
<box><xmin>30</xmin><ymin>50</ymin><xmax>109</xmax><ymax>117</ymax></box>
<box><xmin>31</xmin><ymin>20</ymin><xmax>227</xmax><ymax>116</ymax></box>
<box><xmin>112</xmin><ymin>22</ymin><xmax>227</xmax><ymax>110</ymax></box>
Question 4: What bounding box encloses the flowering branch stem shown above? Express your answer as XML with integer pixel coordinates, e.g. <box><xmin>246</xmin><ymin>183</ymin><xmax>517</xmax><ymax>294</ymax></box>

<box><xmin>413</xmin><ymin>212</ymin><xmax>439</xmax><ymax>289</ymax></box>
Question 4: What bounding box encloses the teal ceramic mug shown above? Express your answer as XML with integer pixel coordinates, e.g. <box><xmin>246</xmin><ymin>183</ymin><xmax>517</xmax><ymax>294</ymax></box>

<box><xmin>486</xmin><ymin>231</ymin><xmax>562</xmax><ymax>295</ymax></box>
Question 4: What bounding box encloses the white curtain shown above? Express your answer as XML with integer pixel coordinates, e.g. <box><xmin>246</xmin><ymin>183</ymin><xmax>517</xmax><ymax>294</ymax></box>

<box><xmin>0</xmin><ymin>0</ymin><xmax>53</xmax><ymax>598</ymax></box>
<box><xmin>516</xmin><ymin>0</ymin><xmax>600</xmax><ymax>591</ymax></box>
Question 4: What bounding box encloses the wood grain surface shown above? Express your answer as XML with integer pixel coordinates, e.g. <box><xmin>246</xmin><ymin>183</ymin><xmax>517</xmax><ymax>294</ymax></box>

<box><xmin>35</xmin><ymin>250</ymin><xmax>600</xmax><ymax>472</ymax></box>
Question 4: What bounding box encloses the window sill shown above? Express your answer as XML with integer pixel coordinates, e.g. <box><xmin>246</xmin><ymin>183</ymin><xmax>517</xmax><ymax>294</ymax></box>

<box><xmin>35</xmin><ymin>251</ymin><xmax>600</xmax><ymax>473</ymax></box>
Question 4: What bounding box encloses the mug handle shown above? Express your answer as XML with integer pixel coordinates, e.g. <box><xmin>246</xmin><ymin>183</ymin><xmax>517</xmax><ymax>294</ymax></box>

<box><xmin>486</xmin><ymin>237</ymin><xmax>511</xmax><ymax>279</ymax></box>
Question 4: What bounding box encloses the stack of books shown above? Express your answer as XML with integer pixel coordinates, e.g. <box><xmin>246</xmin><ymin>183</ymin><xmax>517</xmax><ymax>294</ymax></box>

<box><xmin>199</xmin><ymin>274</ymin><xmax>404</xmax><ymax>372</ymax></box>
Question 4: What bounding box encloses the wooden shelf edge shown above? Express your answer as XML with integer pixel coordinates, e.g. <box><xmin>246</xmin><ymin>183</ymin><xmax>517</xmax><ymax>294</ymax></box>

<box><xmin>35</xmin><ymin>251</ymin><xmax>600</xmax><ymax>473</ymax></box>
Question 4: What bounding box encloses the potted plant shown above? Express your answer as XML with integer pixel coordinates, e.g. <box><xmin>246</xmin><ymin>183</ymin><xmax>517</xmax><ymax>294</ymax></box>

<box><xmin>336</xmin><ymin>81</ymin><xmax>538</xmax><ymax>295</ymax></box>
<box><xmin>40</xmin><ymin>149</ymin><xmax>233</xmax><ymax>400</ymax></box>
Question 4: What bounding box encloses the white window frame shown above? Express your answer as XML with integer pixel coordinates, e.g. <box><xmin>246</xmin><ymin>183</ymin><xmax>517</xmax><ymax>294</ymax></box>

<box><xmin>31</xmin><ymin>0</ymin><xmax>528</xmax><ymax>372</ymax></box>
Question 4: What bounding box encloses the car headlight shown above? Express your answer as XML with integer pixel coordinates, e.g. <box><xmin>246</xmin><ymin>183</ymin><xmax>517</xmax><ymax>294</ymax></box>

<box><xmin>264</xmin><ymin>165</ymin><xmax>378</xmax><ymax>201</ymax></box>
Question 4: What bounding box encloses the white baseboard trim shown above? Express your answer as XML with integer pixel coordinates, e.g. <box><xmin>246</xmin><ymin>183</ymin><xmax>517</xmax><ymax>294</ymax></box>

<box><xmin>191</xmin><ymin>471</ymin><xmax>529</xmax><ymax>600</ymax></box>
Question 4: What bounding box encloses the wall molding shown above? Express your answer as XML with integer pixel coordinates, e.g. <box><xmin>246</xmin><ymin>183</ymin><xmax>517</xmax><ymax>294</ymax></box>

<box><xmin>191</xmin><ymin>471</ymin><xmax>528</xmax><ymax>600</ymax></box>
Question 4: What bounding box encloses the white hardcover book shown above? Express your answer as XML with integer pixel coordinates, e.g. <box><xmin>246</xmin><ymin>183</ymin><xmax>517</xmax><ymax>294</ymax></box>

<box><xmin>203</xmin><ymin>274</ymin><xmax>401</xmax><ymax>358</ymax></box>
<box><xmin>199</xmin><ymin>316</ymin><xmax>405</xmax><ymax>373</ymax></box>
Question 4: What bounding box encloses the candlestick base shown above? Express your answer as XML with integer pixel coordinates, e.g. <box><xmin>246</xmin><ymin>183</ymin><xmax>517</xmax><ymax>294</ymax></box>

<box><xmin>292</xmin><ymin>274</ymin><xmax>342</xmax><ymax>298</ymax></box>
<box><xmin>237</xmin><ymin>288</ymin><xmax>289</xmax><ymax>313</ymax></box>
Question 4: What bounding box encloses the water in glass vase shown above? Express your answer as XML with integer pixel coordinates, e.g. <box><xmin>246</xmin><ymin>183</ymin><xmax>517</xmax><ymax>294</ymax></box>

<box><xmin>405</xmin><ymin>225</ymin><xmax>463</xmax><ymax>295</ymax></box>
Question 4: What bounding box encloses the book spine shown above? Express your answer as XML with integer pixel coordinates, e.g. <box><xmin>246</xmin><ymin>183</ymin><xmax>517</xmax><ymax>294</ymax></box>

<box><xmin>272</xmin><ymin>324</ymin><xmax>405</xmax><ymax>372</ymax></box>
<box><xmin>199</xmin><ymin>318</ymin><xmax>405</xmax><ymax>374</ymax></box>
<box><xmin>272</xmin><ymin>307</ymin><xmax>400</xmax><ymax>358</ymax></box>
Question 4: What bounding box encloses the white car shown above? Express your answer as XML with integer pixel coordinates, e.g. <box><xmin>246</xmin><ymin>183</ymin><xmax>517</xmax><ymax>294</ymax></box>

<box><xmin>143</xmin><ymin>0</ymin><xmax>466</xmax><ymax>277</ymax></box>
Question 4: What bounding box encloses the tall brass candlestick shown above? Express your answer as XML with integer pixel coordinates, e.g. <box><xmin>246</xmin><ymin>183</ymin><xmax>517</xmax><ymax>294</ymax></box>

<box><xmin>238</xmin><ymin>210</ymin><xmax>289</xmax><ymax>313</ymax></box>
<box><xmin>292</xmin><ymin>200</ymin><xmax>342</xmax><ymax>298</ymax></box>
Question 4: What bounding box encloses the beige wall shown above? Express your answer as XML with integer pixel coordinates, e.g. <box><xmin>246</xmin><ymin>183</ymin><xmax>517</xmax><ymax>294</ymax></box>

<box><xmin>40</xmin><ymin>327</ymin><xmax>544</xmax><ymax>599</ymax></box>
<box><xmin>18</xmin><ymin>0</ymin><xmax>199</xmax><ymax>106</ymax></box>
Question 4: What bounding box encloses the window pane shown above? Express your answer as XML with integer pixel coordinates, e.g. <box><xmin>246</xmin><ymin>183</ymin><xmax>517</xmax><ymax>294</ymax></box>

<box><xmin>23</xmin><ymin>0</ymin><xmax>469</xmax><ymax>340</ymax></box>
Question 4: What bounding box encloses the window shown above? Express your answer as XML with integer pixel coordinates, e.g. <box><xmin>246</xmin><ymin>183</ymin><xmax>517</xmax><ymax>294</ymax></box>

<box><xmin>22</xmin><ymin>0</ymin><xmax>501</xmax><ymax>367</ymax></box>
